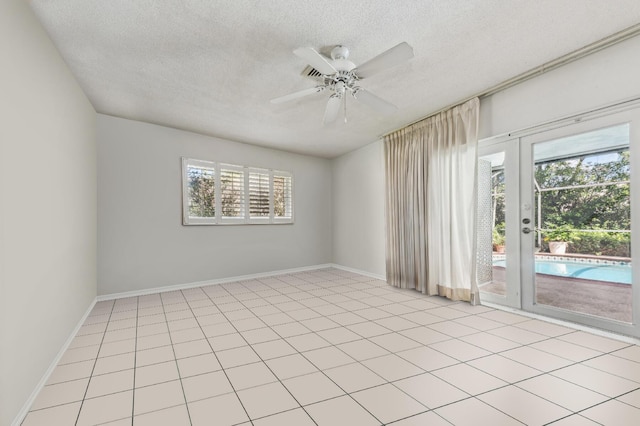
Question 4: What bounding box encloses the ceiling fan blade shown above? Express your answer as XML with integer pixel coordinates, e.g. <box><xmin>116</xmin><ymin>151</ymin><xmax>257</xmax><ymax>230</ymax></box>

<box><xmin>270</xmin><ymin>86</ymin><xmax>324</xmax><ymax>104</ymax></box>
<box><xmin>323</xmin><ymin>95</ymin><xmax>342</xmax><ymax>125</ymax></box>
<box><xmin>353</xmin><ymin>89</ymin><xmax>398</xmax><ymax>115</ymax></box>
<box><xmin>293</xmin><ymin>47</ymin><xmax>337</xmax><ymax>75</ymax></box>
<box><xmin>355</xmin><ymin>42</ymin><xmax>414</xmax><ymax>78</ymax></box>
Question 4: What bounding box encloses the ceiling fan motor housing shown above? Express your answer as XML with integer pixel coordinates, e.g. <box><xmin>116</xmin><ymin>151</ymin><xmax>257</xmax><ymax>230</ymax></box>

<box><xmin>325</xmin><ymin>70</ymin><xmax>357</xmax><ymax>97</ymax></box>
<box><xmin>325</xmin><ymin>47</ymin><xmax>357</xmax><ymax>98</ymax></box>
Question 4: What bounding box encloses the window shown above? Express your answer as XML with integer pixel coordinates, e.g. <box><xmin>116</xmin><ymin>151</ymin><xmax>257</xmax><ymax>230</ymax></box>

<box><xmin>273</xmin><ymin>173</ymin><xmax>293</xmax><ymax>220</ymax></box>
<box><xmin>182</xmin><ymin>158</ymin><xmax>294</xmax><ymax>225</ymax></box>
<box><xmin>185</xmin><ymin>159</ymin><xmax>216</xmax><ymax>222</ymax></box>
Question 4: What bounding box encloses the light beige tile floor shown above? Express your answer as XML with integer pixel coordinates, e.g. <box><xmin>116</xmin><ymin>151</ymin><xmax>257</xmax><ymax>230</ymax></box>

<box><xmin>22</xmin><ymin>268</ymin><xmax>640</xmax><ymax>425</ymax></box>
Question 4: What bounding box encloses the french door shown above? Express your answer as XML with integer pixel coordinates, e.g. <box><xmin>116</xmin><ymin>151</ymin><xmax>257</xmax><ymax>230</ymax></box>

<box><xmin>477</xmin><ymin>139</ymin><xmax>521</xmax><ymax>309</ymax></box>
<box><xmin>479</xmin><ymin>106</ymin><xmax>640</xmax><ymax>337</ymax></box>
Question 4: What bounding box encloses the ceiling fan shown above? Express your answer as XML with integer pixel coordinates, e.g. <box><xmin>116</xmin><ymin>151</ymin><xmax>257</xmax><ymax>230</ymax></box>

<box><xmin>271</xmin><ymin>42</ymin><xmax>414</xmax><ymax>124</ymax></box>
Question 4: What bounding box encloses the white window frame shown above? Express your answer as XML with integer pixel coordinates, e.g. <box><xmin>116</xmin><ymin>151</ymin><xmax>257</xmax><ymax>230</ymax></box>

<box><xmin>182</xmin><ymin>157</ymin><xmax>294</xmax><ymax>225</ymax></box>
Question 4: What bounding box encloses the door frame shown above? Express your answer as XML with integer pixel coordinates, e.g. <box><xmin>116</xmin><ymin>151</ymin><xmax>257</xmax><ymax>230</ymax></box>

<box><xmin>478</xmin><ymin>138</ymin><xmax>521</xmax><ymax>309</ymax></box>
<box><xmin>519</xmin><ymin>108</ymin><xmax>640</xmax><ymax>337</ymax></box>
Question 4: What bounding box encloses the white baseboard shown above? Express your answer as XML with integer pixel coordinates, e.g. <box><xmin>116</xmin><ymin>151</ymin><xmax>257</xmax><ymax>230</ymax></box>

<box><xmin>12</xmin><ymin>298</ymin><xmax>97</xmax><ymax>426</ymax></box>
<box><xmin>97</xmin><ymin>263</ymin><xmax>388</xmax><ymax>302</ymax></box>
<box><xmin>96</xmin><ymin>263</ymin><xmax>336</xmax><ymax>301</ymax></box>
<box><xmin>330</xmin><ymin>263</ymin><xmax>386</xmax><ymax>281</ymax></box>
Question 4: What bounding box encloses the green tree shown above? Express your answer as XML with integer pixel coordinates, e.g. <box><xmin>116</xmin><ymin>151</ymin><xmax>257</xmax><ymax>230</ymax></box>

<box><xmin>220</xmin><ymin>170</ymin><xmax>244</xmax><ymax>217</ymax></box>
<box><xmin>491</xmin><ymin>170</ymin><xmax>506</xmax><ymax>227</ymax></box>
<box><xmin>535</xmin><ymin>150</ymin><xmax>630</xmax><ymax>231</ymax></box>
<box><xmin>273</xmin><ymin>176</ymin><xmax>290</xmax><ymax>217</ymax></box>
<box><xmin>188</xmin><ymin>167</ymin><xmax>215</xmax><ymax>217</ymax></box>
<box><xmin>534</xmin><ymin>150</ymin><xmax>630</xmax><ymax>256</ymax></box>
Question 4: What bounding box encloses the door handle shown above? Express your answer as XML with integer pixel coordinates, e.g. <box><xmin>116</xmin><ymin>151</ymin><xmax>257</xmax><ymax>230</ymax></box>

<box><xmin>522</xmin><ymin>227</ymin><xmax>532</xmax><ymax>234</ymax></box>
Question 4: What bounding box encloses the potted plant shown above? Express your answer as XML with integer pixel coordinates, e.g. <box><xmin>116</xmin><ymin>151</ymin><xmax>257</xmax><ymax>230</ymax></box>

<box><xmin>544</xmin><ymin>225</ymin><xmax>574</xmax><ymax>254</ymax></box>
<box><xmin>492</xmin><ymin>225</ymin><xmax>506</xmax><ymax>253</ymax></box>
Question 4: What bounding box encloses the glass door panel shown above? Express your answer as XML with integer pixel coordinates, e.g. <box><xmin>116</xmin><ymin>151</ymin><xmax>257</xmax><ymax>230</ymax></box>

<box><xmin>521</xmin><ymin>110</ymin><xmax>639</xmax><ymax>336</ymax></box>
<box><xmin>478</xmin><ymin>140</ymin><xmax>520</xmax><ymax>308</ymax></box>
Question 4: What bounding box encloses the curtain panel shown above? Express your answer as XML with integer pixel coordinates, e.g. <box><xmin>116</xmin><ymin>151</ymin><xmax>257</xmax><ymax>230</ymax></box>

<box><xmin>384</xmin><ymin>98</ymin><xmax>480</xmax><ymax>303</ymax></box>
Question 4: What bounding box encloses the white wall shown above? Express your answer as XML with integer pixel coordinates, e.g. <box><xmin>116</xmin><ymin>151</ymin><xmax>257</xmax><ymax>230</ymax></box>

<box><xmin>480</xmin><ymin>34</ymin><xmax>640</xmax><ymax>139</ymax></box>
<box><xmin>97</xmin><ymin>115</ymin><xmax>332</xmax><ymax>295</ymax></box>
<box><xmin>332</xmin><ymin>140</ymin><xmax>386</xmax><ymax>278</ymax></box>
<box><xmin>0</xmin><ymin>1</ymin><xmax>97</xmax><ymax>425</ymax></box>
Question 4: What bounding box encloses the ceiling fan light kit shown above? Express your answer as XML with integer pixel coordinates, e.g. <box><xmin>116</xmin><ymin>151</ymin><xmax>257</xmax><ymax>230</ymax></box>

<box><xmin>271</xmin><ymin>42</ymin><xmax>414</xmax><ymax>124</ymax></box>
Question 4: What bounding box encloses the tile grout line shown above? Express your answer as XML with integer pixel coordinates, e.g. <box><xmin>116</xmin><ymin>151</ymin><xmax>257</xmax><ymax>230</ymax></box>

<box><xmin>280</xmin><ymin>277</ymin><xmax>416</xmax><ymax>425</ymax></box>
<box><xmin>383</xmin><ymin>410</ymin><xmax>455</xmax><ymax>426</ymax></box>
<box><xmin>248</xmin><ymin>273</ymin><xmax>402</xmax><ymax>423</ymax></box>
<box><xmin>389</xmin><ymin>330</ymin><xmax>640</xmax><ymax>423</ymax></box>
<box><xmin>543</xmin><ymin>414</ymin><xmax>605</xmax><ymax>426</ymax></box>
<box><xmin>372</xmin><ymin>324</ymin><xmax>597</xmax><ymax>422</ymax></box>
<box><xmin>158</xmin><ymin>294</ymin><xmax>194</xmax><ymax>425</ymax></box>
<box><xmin>129</xmin><ymin>297</ymin><xmax>139</xmax><ymax>425</ymax></box>
<box><xmin>398</xmin><ymin>337</ymin><xmax>623</xmax><ymax>422</ymax></box>
<box><xmin>559</xmin><ymin>388</ymin><xmax>640</xmax><ymax>425</ymax></box>
<box><xmin>228</xmin><ymin>273</ymin><xmax>429</xmax><ymax>425</ymax></box>
<box><xmin>197</xmin><ymin>278</ymin><xmax>322</xmax><ymax>426</ymax></box>
<box><xmin>73</xmin><ymin>300</ymin><xmax>117</xmax><ymax>426</ymax></box>
<box><xmin>280</xmin><ymin>273</ymin><xmax>491</xmax><ymax>424</ymax></box>
<box><xmin>178</xmin><ymin>289</ymin><xmax>256</xmax><ymax>425</ymax></box>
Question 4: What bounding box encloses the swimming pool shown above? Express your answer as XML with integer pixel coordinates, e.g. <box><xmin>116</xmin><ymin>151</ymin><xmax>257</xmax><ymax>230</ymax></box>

<box><xmin>493</xmin><ymin>259</ymin><xmax>631</xmax><ymax>284</ymax></box>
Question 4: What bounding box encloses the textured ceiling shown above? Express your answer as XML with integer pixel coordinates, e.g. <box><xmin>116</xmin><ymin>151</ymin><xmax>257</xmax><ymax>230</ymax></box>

<box><xmin>29</xmin><ymin>1</ymin><xmax>640</xmax><ymax>158</ymax></box>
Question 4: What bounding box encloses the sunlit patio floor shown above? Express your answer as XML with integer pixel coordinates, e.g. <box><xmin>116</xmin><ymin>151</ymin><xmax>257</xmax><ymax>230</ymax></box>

<box><xmin>479</xmin><ymin>267</ymin><xmax>632</xmax><ymax>323</ymax></box>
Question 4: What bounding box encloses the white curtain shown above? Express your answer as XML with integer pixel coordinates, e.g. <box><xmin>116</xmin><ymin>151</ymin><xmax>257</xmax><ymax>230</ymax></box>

<box><xmin>384</xmin><ymin>98</ymin><xmax>480</xmax><ymax>303</ymax></box>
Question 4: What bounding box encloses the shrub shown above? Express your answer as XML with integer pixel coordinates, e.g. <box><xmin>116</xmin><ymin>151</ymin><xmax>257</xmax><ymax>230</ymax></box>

<box><xmin>492</xmin><ymin>223</ymin><xmax>505</xmax><ymax>246</ymax></box>
<box><xmin>542</xmin><ymin>229</ymin><xmax>630</xmax><ymax>257</ymax></box>
<box><xmin>543</xmin><ymin>225</ymin><xmax>575</xmax><ymax>243</ymax></box>
<box><xmin>568</xmin><ymin>231</ymin><xmax>630</xmax><ymax>257</ymax></box>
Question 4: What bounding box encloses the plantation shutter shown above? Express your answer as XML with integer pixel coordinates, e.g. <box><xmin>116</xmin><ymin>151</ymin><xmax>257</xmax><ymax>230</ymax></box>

<box><xmin>219</xmin><ymin>165</ymin><xmax>245</xmax><ymax>219</ymax></box>
<box><xmin>273</xmin><ymin>172</ymin><xmax>293</xmax><ymax>220</ymax></box>
<box><xmin>182</xmin><ymin>158</ymin><xmax>293</xmax><ymax>225</ymax></box>
<box><xmin>249</xmin><ymin>170</ymin><xmax>270</xmax><ymax>219</ymax></box>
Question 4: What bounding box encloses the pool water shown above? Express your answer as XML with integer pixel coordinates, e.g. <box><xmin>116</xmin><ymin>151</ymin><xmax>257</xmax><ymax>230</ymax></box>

<box><xmin>493</xmin><ymin>259</ymin><xmax>631</xmax><ymax>284</ymax></box>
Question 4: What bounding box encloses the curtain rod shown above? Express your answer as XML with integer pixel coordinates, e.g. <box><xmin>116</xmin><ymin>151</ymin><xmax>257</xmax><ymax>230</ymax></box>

<box><xmin>382</xmin><ymin>22</ymin><xmax>640</xmax><ymax>138</ymax></box>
